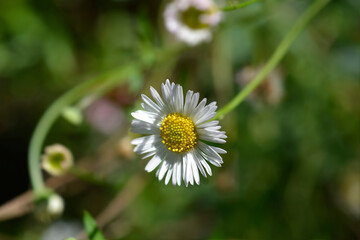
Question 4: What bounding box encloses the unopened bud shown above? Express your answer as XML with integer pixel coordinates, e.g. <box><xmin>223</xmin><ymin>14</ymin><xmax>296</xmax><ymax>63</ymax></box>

<box><xmin>35</xmin><ymin>193</ymin><xmax>64</xmax><ymax>222</ymax></box>
<box><xmin>42</xmin><ymin>144</ymin><xmax>73</xmax><ymax>176</ymax></box>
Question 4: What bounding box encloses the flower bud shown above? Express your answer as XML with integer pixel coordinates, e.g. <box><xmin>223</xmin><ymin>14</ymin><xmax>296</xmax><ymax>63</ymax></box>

<box><xmin>35</xmin><ymin>193</ymin><xmax>65</xmax><ymax>222</ymax></box>
<box><xmin>42</xmin><ymin>144</ymin><xmax>73</xmax><ymax>176</ymax></box>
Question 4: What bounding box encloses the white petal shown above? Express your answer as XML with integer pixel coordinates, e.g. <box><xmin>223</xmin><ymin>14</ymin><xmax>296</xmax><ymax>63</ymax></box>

<box><xmin>189</xmin><ymin>98</ymin><xmax>207</xmax><ymax>118</ymax></box>
<box><xmin>186</xmin><ymin>154</ymin><xmax>194</xmax><ymax>186</ymax></box>
<box><xmin>158</xmin><ymin>161</ymin><xmax>169</xmax><ymax>181</ymax></box>
<box><xmin>198</xmin><ymin>142</ymin><xmax>224</xmax><ymax>161</ymax></box>
<box><xmin>141</xmin><ymin>103</ymin><xmax>153</xmax><ymax>112</ymax></box>
<box><xmin>195</xmin><ymin>112</ymin><xmax>216</xmax><ymax>125</ymax></box>
<box><xmin>145</xmin><ymin>154</ymin><xmax>162</xmax><ymax>172</ymax></box>
<box><xmin>131</xmin><ymin>135</ymin><xmax>157</xmax><ymax>146</ymax></box>
<box><xmin>150</xmin><ymin>87</ymin><xmax>166</xmax><ymax>110</ymax></box>
<box><xmin>198</xmin><ymin>129</ymin><xmax>227</xmax><ymax>139</ymax></box>
<box><xmin>182</xmin><ymin>155</ymin><xmax>187</xmax><ymax>181</ymax></box>
<box><xmin>183</xmin><ymin>90</ymin><xmax>193</xmax><ymax>115</ymax></box>
<box><xmin>188</xmin><ymin>153</ymin><xmax>200</xmax><ymax>185</ymax></box>
<box><xmin>161</xmin><ymin>82</ymin><xmax>171</xmax><ymax>102</ymax></box>
<box><xmin>197</xmin><ymin>151</ymin><xmax>212</xmax><ymax>176</ymax></box>
<box><xmin>165</xmin><ymin>166</ymin><xmax>173</xmax><ymax>185</ymax></box>
<box><xmin>211</xmin><ymin>146</ymin><xmax>227</xmax><ymax>154</ymax></box>
<box><xmin>201</xmin><ymin>154</ymin><xmax>222</xmax><ymax>167</ymax></box>
<box><xmin>135</xmin><ymin>146</ymin><xmax>157</xmax><ymax>155</ymax></box>
<box><xmin>131</xmin><ymin>110</ymin><xmax>161</xmax><ymax>125</ymax></box>
<box><xmin>193</xmin><ymin>103</ymin><xmax>217</xmax><ymax>124</ymax></box>
<box><xmin>199</xmin><ymin>135</ymin><xmax>227</xmax><ymax>143</ymax></box>
<box><xmin>142</xmin><ymin>150</ymin><xmax>157</xmax><ymax>159</ymax></box>
<box><xmin>193</xmin><ymin>150</ymin><xmax>207</xmax><ymax>177</ymax></box>
<box><xmin>175</xmin><ymin>85</ymin><xmax>184</xmax><ymax>112</ymax></box>
<box><xmin>203</xmin><ymin>126</ymin><xmax>222</xmax><ymax>131</ymax></box>
<box><xmin>141</xmin><ymin>94</ymin><xmax>161</xmax><ymax>113</ymax></box>
<box><xmin>186</xmin><ymin>92</ymin><xmax>200</xmax><ymax>116</ymax></box>
<box><xmin>197</xmin><ymin>120</ymin><xmax>219</xmax><ymax>129</ymax></box>
<box><xmin>131</xmin><ymin>120</ymin><xmax>159</xmax><ymax>134</ymax></box>
<box><xmin>177</xmin><ymin>160</ymin><xmax>182</xmax><ymax>186</ymax></box>
<box><xmin>172</xmin><ymin>162</ymin><xmax>178</xmax><ymax>185</ymax></box>
<box><xmin>132</xmin><ymin>136</ymin><xmax>161</xmax><ymax>154</ymax></box>
<box><xmin>201</xmin><ymin>159</ymin><xmax>212</xmax><ymax>175</ymax></box>
<box><xmin>165</xmin><ymin>79</ymin><xmax>171</xmax><ymax>86</ymax></box>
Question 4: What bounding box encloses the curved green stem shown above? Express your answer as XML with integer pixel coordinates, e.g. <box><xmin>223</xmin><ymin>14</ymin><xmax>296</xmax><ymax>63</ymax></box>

<box><xmin>222</xmin><ymin>0</ymin><xmax>262</xmax><ymax>11</ymax></box>
<box><xmin>28</xmin><ymin>64</ymin><xmax>139</xmax><ymax>198</ymax></box>
<box><xmin>216</xmin><ymin>0</ymin><xmax>330</xmax><ymax>119</ymax></box>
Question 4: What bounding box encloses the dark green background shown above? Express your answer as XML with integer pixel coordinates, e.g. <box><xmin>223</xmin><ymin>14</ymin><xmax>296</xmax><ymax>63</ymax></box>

<box><xmin>0</xmin><ymin>0</ymin><xmax>359</xmax><ymax>239</ymax></box>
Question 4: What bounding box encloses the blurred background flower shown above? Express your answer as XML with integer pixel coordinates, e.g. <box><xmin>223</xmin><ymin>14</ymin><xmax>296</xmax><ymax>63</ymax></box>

<box><xmin>42</xmin><ymin>144</ymin><xmax>73</xmax><ymax>176</ymax></box>
<box><xmin>164</xmin><ymin>0</ymin><xmax>222</xmax><ymax>45</ymax></box>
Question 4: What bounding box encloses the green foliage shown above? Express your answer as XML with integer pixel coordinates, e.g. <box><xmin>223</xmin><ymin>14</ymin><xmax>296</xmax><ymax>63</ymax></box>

<box><xmin>83</xmin><ymin>211</ymin><xmax>106</xmax><ymax>240</ymax></box>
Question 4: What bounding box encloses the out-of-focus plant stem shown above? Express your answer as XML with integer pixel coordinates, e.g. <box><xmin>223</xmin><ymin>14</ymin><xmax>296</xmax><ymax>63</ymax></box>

<box><xmin>222</xmin><ymin>0</ymin><xmax>262</xmax><ymax>11</ymax></box>
<box><xmin>28</xmin><ymin>65</ymin><xmax>138</xmax><ymax>199</ymax></box>
<box><xmin>215</xmin><ymin>0</ymin><xmax>330</xmax><ymax>119</ymax></box>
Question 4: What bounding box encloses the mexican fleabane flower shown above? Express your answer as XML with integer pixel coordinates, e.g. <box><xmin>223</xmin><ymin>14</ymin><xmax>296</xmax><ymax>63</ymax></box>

<box><xmin>164</xmin><ymin>0</ymin><xmax>222</xmax><ymax>46</ymax></box>
<box><xmin>131</xmin><ymin>79</ymin><xmax>227</xmax><ymax>186</ymax></box>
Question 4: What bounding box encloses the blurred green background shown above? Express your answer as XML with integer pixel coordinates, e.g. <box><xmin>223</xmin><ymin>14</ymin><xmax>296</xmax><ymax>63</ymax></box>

<box><xmin>0</xmin><ymin>0</ymin><xmax>359</xmax><ymax>239</ymax></box>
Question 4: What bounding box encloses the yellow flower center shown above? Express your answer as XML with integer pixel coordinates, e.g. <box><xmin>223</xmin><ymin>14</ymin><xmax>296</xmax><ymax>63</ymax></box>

<box><xmin>160</xmin><ymin>113</ymin><xmax>198</xmax><ymax>153</ymax></box>
<box><xmin>181</xmin><ymin>7</ymin><xmax>209</xmax><ymax>30</ymax></box>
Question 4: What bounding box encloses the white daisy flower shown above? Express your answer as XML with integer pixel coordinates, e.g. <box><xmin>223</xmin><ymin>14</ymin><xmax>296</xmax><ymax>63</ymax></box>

<box><xmin>164</xmin><ymin>0</ymin><xmax>222</xmax><ymax>46</ymax></box>
<box><xmin>131</xmin><ymin>79</ymin><xmax>227</xmax><ymax>186</ymax></box>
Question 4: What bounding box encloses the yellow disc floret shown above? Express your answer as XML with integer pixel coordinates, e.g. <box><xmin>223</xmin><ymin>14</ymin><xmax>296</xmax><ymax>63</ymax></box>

<box><xmin>181</xmin><ymin>7</ymin><xmax>209</xmax><ymax>30</ymax></box>
<box><xmin>160</xmin><ymin>113</ymin><xmax>198</xmax><ymax>153</ymax></box>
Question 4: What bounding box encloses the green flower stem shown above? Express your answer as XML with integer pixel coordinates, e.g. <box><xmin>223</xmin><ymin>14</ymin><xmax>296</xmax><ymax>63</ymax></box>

<box><xmin>222</xmin><ymin>0</ymin><xmax>262</xmax><ymax>11</ymax></box>
<box><xmin>215</xmin><ymin>0</ymin><xmax>330</xmax><ymax>119</ymax></box>
<box><xmin>28</xmin><ymin>64</ymin><xmax>139</xmax><ymax>199</ymax></box>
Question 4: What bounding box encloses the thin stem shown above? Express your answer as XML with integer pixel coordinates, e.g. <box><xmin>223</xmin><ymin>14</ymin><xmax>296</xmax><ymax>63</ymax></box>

<box><xmin>222</xmin><ymin>0</ymin><xmax>261</xmax><ymax>11</ymax></box>
<box><xmin>215</xmin><ymin>0</ymin><xmax>330</xmax><ymax>119</ymax></box>
<box><xmin>28</xmin><ymin>64</ymin><xmax>139</xmax><ymax>198</ymax></box>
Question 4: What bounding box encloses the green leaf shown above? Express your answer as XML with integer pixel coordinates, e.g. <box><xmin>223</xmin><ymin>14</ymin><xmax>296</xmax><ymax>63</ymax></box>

<box><xmin>83</xmin><ymin>211</ymin><xmax>106</xmax><ymax>240</ymax></box>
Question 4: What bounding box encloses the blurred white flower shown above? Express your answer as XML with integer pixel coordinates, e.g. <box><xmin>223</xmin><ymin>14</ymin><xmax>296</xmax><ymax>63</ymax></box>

<box><xmin>131</xmin><ymin>79</ymin><xmax>227</xmax><ymax>186</ymax></box>
<box><xmin>42</xmin><ymin>144</ymin><xmax>73</xmax><ymax>176</ymax></box>
<box><xmin>164</xmin><ymin>0</ymin><xmax>222</xmax><ymax>46</ymax></box>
